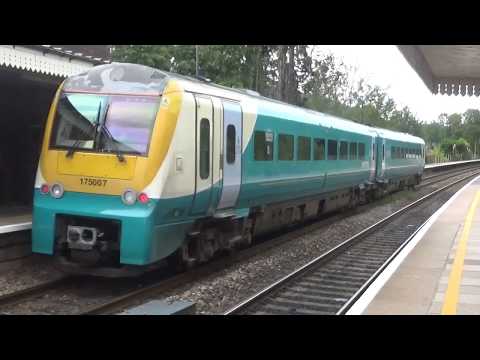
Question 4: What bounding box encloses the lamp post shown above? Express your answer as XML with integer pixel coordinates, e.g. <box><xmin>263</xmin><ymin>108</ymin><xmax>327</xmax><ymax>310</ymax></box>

<box><xmin>196</xmin><ymin>45</ymin><xmax>199</xmax><ymax>77</ymax></box>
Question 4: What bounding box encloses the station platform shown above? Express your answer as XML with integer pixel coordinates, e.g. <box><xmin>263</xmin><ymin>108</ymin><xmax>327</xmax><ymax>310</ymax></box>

<box><xmin>0</xmin><ymin>206</ymin><xmax>32</xmax><ymax>234</ymax></box>
<box><xmin>424</xmin><ymin>159</ymin><xmax>480</xmax><ymax>170</ymax></box>
<box><xmin>348</xmin><ymin>175</ymin><xmax>480</xmax><ymax>315</ymax></box>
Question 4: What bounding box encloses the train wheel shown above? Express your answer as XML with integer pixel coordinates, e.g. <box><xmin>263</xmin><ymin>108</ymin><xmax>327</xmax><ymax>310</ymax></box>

<box><xmin>167</xmin><ymin>243</ymin><xmax>196</xmax><ymax>272</ymax></box>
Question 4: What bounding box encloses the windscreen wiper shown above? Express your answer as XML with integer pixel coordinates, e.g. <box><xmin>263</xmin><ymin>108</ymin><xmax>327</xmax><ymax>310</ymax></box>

<box><xmin>66</xmin><ymin>139</ymin><xmax>83</xmax><ymax>158</ymax></box>
<box><xmin>66</xmin><ymin>101</ymin><xmax>102</xmax><ymax>159</ymax></box>
<box><xmin>99</xmin><ymin>124</ymin><xmax>126</xmax><ymax>163</ymax></box>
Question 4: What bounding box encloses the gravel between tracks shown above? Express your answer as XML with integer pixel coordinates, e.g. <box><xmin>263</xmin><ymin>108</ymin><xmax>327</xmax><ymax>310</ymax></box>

<box><xmin>160</xmin><ymin>175</ymin><xmax>474</xmax><ymax>314</ymax></box>
<box><xmin>0</xmin><ymin>169</ymin><xmax>476</xmax><ymax>314</ymax></box>
<box><xmin>0</xmin><ymin>255</ymin><xmax>64</xmax><ymax>297</ymax></box>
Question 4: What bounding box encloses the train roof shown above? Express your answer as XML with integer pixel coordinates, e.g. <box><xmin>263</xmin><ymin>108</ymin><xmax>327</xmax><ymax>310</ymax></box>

<box><xmin>64</xmin><ymin>62</ymin><xmax>424</xmax><ymax>145</ymax></box>
<box><xmin>372</xmin><ymin>127</ymin><xmax>425</xmax><ymax>145</ymax></box>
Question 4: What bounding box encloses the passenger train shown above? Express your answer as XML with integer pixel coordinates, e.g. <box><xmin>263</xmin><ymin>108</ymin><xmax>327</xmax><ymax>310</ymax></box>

<box><xmin>32</xmin><ymin>63</ymin><xmax>425</xmax><ymax>276</ymax></box>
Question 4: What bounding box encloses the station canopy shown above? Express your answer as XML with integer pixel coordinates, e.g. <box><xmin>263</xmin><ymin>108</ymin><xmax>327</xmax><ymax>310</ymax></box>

<box><xmin>398</xmin><ymin>45</ymin><xmax>480</xmax><ymax>96</ymax></box>
<box><xmin>0</xmin><ymin>45</ymin><xmax>111</xmax><ymax>79</ymax></box>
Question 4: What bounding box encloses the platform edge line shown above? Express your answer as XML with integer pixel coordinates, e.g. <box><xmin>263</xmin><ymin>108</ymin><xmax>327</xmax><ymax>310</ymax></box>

<box><xmin>346</xmin><ymin>174</ymin><xmax>480</xmax><ymax>315</ymax></box>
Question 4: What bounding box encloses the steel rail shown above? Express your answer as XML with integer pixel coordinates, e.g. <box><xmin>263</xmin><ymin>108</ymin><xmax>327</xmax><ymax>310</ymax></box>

<box><xmin>2</xmin><ymin>166</ymin><xmax>476</xmax><ymax>315</ymax></box>
<box><xmin>335</xmin><ymin>218</ymin><xmax>428</xmax><ymax>315</ymax></box>
<box><xmin>223</xmin><ymin>170</ymin><xmax>480</xmax><ymax>315</ymax></box>
<box><xmin>0</xmin><ymin>277</ymin><xmax>71</xmax><ymax>312</ymax></box>
<box><xmin>420</xmin><ymin>166</ymin><xmax>479</xmax><ymax>187</ymax></box>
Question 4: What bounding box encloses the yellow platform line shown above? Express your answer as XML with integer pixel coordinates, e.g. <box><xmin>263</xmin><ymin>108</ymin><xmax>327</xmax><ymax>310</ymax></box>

<box><xmin>441</xmin><ymin>191</ymin><xmax>480</xmax><ymax>315</ymax></box>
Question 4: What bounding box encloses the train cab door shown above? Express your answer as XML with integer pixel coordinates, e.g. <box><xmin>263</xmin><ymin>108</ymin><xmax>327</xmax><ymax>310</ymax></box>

<box><xmin>216</xmin><ymin>101</ymin><xmax>242</xmax><ymax>210</ymax></box>
<box><xmin>191</xmin><ymin>95</ymin><xmax>214</xmax><ymax>215</ymax></box>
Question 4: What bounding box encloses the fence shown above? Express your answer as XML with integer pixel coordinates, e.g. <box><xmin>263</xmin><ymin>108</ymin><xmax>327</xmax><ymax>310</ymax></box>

<box><xmin>425</xmin><ymin>153</ymin><xmax>477</xmax><ymax>165</ymax></box>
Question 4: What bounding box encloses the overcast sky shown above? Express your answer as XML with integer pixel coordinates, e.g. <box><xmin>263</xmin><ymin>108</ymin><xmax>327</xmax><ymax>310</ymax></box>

<box><xmin>317</xmin><ymin>45</ymin><xmax>480</xmax><ymax>123</ymax></box>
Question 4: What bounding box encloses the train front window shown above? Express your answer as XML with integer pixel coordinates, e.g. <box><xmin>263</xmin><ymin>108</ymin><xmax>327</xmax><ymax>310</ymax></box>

<box><xmin>103</xmin><ymin>96</ymin><xmax>159</xmax><ymax>155</ymax></box>
<box><xmin>51</xmin><ymin>93</ymin><xmax>106</xmax><ymax>150</ymax></box>
<box><xmin>51</xmin><ymin>93</ymin><xmax>160</xmax><ymax>156</ymax></box>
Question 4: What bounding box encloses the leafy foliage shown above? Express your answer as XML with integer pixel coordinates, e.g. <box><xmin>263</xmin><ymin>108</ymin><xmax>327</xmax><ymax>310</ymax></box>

<box><xmin>112</xmin><ymin>45</ymin><xmax>480</xmax><ymax>161</ymax></box>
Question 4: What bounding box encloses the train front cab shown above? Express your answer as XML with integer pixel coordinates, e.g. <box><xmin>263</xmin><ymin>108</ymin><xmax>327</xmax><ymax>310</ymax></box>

<box><xmin>32</xmin><ymin>64</ymin><xmax>250</xmax><ymax>275</ymax></box>
<box><xmin>32</xmin><ymin>64</ymin><xmax>184</xmax><ymax>275</ymax></box>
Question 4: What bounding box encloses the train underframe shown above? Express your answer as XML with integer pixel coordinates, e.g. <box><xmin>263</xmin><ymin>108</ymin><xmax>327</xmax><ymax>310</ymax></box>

<box><xmin>169</xmin><ymin>173</ymin><xmax>422</xmax><ymax>272</ymax></box>
<box><xmin>52</xmin><ymin>174</ymin><xmax>422</xmax><ymax>277</ymax></box>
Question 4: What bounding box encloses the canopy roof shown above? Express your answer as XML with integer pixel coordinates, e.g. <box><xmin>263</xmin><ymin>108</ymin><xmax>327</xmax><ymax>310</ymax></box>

<box><xmin>398</xmin><ymin>45</ymin><xmax>480</xmax><ymax>96</ymax></box>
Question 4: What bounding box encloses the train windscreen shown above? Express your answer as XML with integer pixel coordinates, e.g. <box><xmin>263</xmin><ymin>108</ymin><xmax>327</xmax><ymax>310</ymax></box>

<box><xmin>50</xmin><ymin>92</ymin><xmax>160</xmax><ymax>156</ymax></box>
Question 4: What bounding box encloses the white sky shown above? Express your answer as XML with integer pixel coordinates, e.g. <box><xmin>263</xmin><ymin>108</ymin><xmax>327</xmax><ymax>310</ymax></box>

<box><xmin>317</xmin><ymin>45</ymin><xmax>480</xmax><ymax>123</ymax></box>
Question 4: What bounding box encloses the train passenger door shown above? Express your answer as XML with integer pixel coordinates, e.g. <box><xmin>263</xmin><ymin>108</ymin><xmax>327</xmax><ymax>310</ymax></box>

<box><xmin>369</xmin><ymin>135</ymin><xmax>376</xmax><ymax>181</ymax></box>
<box><xmin>217</xmin><ymin>101</ymin><xmax>242</xmax><ymax>210</ymax></box>
<box><xmin>376</xmin><ymin>136</ymin><xmax>385</xmax><ymax>179</ymax></box>
<box><xmin>191</xmin><ymin>95</ymin><xmax>214</xmax><ymax>215</ymax></box>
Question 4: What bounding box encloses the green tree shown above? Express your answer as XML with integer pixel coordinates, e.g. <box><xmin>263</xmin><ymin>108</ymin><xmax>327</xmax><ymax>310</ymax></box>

<box><xmin>463</xmin><ymin>109</ymin><xmax>480</xmax><ymax>156</ymax></box>
<box><xmin>112</xmin><ymin>45</ymin><xmax>480</xmax><ymax>162</ymax></box>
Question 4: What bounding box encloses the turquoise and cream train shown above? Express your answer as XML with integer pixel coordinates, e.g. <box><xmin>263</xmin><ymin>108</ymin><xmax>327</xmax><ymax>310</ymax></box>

<box><xmin>32</xmin><ymin>63</ymin><xmax>425</xmax><ymax>276</ymax></box>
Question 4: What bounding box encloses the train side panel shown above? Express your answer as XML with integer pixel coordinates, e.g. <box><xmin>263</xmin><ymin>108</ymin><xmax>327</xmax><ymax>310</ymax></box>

<box><xmin>237</xmin><ymin>102</ymin><xmax>373</xmax><ymax>209</ymax></box>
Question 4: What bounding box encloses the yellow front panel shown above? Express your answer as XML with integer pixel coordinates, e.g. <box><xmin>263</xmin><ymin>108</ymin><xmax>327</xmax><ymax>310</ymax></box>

<box><xmin>57</xmin><ymin>152</ymin><xmax>137</xmax><ymax>180</ymax></box>
<box><xmin>38</xmin><ymin>80</ymin><xmax>184</xmax><ymax>197</ymax></box>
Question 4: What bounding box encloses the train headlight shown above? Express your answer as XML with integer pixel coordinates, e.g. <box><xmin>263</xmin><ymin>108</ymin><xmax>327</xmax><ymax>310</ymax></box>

<box><xmin>121</xmin><ymin>189</ymin><xmax>137</xmax><ymax>205</ymax></box>
<box><xmin>50</xmin><ymin>183</ymin><xmax>64</xmax><ymax>199</ymax></box>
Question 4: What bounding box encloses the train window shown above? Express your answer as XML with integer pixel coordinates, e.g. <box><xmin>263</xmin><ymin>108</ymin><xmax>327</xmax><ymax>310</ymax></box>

<box><xmin>226</xmin><ymin>125</ymin><xmax>235</xmax><ymax>164</ymax></box>
<box><xmin>382</xmin><ymin>144</ymin><xmax>385</xmax><ymax>160</ymax></box>
<box><xmin>314</xmin><ymin>138</ymin><xmax>325</xmax><ymax>160</ymax></box>
<box><xmin>199</xmin><ymin>118</ymin><xmax>210</xmax><ymax>179</ymax></box>
<box><xmin>328</xmin><ymin>140</ymin><xmax>338</xmax><ymax>160</ymax></box>
<box><xmin>298</xmin><ymin>136</ymin><xmax>311</xmax><ymax>160</ymax></box>
<box><xmin>358</xmin><ymin>143</ymin><xmax>365</xmax><ymax>160</ymax></box>
<box><xmin>279</xmin><ymin>134</ymin><xmax>294</xmax><ymax>160</ymax></box>
<box><xmin>372</xmin><ymin>144</ymin><xmax>375</xmax><ymax>161</ymax></box>
<box><xmin>392</xmin><ymin>146</ymin><xmax>396</xmax><ymax>159</ymax></box>
<box><xmin>339</xmin><ymin>141</ymin><xmax>348</xmax><ymax>160</ymax></box>
<box><xmin>254</xmin><ymin>131</ymin><xmax>273</xmax><ymax>161</ymax></box>
<box><xmin>350</xmin><ymin>142</ymin><xmax>357</xmax><ymax>160</ymax></box>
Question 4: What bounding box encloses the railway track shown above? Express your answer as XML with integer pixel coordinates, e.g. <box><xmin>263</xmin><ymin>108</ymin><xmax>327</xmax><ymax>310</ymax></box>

<box><xmin>419</xmin><ymin>165</ymin><xmax>480</xmax><ymax>188</ymax></box>
<box><xmin>223</xmin><ymin>171</ymin><xmax>480</xmax><ymax>315</ymax></box>
<box><xmin>0</xmin><ymin>164</ymin><xmax>479</xmax><ymax>314</ymax></box>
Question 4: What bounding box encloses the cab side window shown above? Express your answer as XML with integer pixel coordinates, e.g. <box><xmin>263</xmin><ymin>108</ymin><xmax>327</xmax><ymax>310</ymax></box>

<box><xmin>199</xmin><ymin>118</ymin><xmax>210</xmax><ymax>179</ymax></box>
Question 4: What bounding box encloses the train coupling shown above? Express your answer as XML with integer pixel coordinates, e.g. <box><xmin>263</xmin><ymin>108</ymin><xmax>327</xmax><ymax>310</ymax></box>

<box><xmin>67</xmin><ymin>225</ymin><xmax>104</xmax><ymax>251</ymax></box>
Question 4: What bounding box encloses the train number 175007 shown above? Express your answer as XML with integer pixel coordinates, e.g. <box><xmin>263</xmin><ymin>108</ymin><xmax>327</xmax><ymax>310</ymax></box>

<box><xmin>80</xmin><ymin>177</ymin><xmax>107</xmax><ymax>187</ymax></box>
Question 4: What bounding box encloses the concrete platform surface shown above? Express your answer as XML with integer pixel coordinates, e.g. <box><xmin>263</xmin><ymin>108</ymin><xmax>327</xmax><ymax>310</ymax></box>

<box><xmin>352</xmin><ymin>175</ymin><xmax>480</xmax><ymax>315</ymax></box>
<box><xmin>0</xmin><ymin>206</ymin><xmax>32</xmax><ymax>234</ymax></box>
